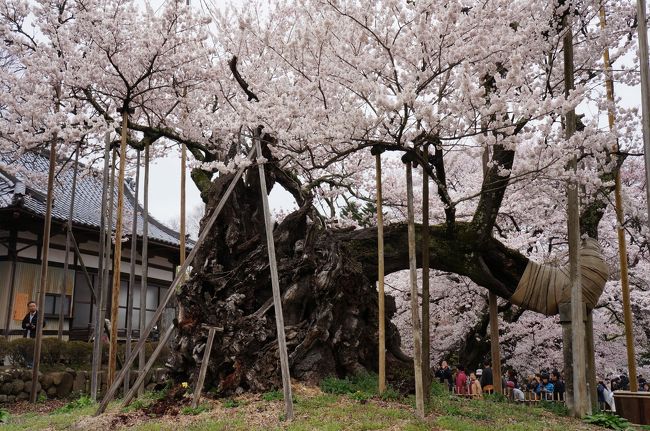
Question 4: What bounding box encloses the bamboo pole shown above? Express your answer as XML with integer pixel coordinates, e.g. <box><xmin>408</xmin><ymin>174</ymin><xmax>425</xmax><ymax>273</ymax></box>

<box><xmin>96</xmin><ymin>146</ymin><xmax>258</xmax><ymax>416</ymax></box>
<box><xmin>255</xmin><ymin>135</ymin><xmax>294</xmax><ymax>420</ymax></box>
<box><xmin>91</xmin><ymin>139</ymin><xmax>114</xmax><ymax>399</ymax></box>
<box><xmin>373</xmin><ymin>145</ymin><xmax>386</xmax><ymax>394</ymax></box>
<box><xmin>108</xmin><ymin>108</ymin><xmax>130</xmax><ymax>387</ymax></box>
<box><xmin>421</xmin><ymin>145</ymin><xmax>430</xmax><ymax>401</ymax></box>
<box><xmin>562</xmin><ymin>9</ymin><xmax>589</xmax><ymax>417</ymax></box>
<box><xmin>30</xmin><ymin>141</ymin><xmax>57</xmax><ymax>403</ymax></box>
<box><xmin>191</xmin><ymin>327</ymin><xmax>217</xmax><ymax>408</ymax></box>
<box><xmin>600</xmin><ymin>6</ymin><xmax>639</xmax><ymax>392</ymax></box>
<box><xmin>124</xmin><ymin>151</ymin><xmax>141</xmax><ymax>395</ymax></box>
<box><xmin>58</xmin><ymin>143</ymin><xmax>80</xmax><ymax>340</ymax></box>
<box><xmin>139</xmin><ymin>146</ymin><xmax>150</xmax><ymax>396</ymax></box>
<box><xmin>404</xmin><ymin>155</ymin><xmax>425</xmax><ymax>418</ymax></box>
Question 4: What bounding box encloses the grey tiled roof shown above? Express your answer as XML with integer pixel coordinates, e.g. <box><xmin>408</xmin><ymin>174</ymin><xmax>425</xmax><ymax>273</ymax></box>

<box><xmin>0</xmin><ymin>150</ymin><xmax>193</xmax><ymax>249</ymax></box>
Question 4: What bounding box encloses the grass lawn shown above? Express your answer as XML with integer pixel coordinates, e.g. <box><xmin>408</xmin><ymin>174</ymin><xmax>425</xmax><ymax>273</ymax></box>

<box><xmin>0</xmin><ymin>377</ymin><xmax>617</xmax><ymax>431</ymax></box>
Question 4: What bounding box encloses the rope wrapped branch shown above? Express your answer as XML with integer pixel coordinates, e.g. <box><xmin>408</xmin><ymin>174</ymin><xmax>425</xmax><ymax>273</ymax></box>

<box><xmin>510</xmin><ymin>238</ymin><xmax>609</xmax><ymax>315</ymax></box>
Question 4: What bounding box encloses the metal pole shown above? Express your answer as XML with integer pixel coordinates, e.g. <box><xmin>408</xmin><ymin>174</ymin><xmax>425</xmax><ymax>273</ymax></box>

<box><xmin>405</xmin><ymin>157</ymin><xmax>425</xmax><ymax>418</ymax></box>
<box><xmin>563</xmin><ymin>7</ymin><xmax>589</xmax><ymax>417</ymax></box>
<box><xmin>108</xmin><ymin>108</ymin><xmax>130</xmax><ymax>386</ymax></box>
<box><xmin>124</xmin><ymin>151</ymin><xmax>140</xmax><ymax>395</ymax></box>
<box><xmin>96</xmin><ymin>146</ymin><xmax>258</xmax><ymax>416</ymax></box>
<box><xmin>600</xmin><ymin>5</ymin><xmax>639</xmax><ymax>393</ymax></box>
<box><xmin>421</xmin><ymin>145</ymin><xmax>430</xmax><ymax>401</ymax></box>
<box><xmin>58</xmin><ymin>143</ymin><xmax>80</xmax><ymax>340</ymax></box>
<box><xmin>91</xmin><ymin>134</ymin><xmax>111</xmax><ymax>400</ymax></box>
<box><xmin>30</xmin><ymin>141</ymin><xmax>57</xmax><ymax>403</ymax></box>
<box><xmin>255</xmin><ymin>135</ymin><xmax>294</xmax><ymax>420</ymax></box>
<box><xmin>374</xmin><ymin>147</ymin><xmax>386</xmax><ymax>394</ymax></box>
<box><xmin>139</xmin><ymin>145</ymin><xmax>150</xmax><ymax>396</ymax></box>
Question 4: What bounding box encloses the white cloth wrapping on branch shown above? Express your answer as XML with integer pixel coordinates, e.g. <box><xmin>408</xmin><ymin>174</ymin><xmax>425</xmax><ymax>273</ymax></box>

<box><xmin>510</xmin><ymin>238</ymin><xmax>609</xmax><ymax>315</ymax></box>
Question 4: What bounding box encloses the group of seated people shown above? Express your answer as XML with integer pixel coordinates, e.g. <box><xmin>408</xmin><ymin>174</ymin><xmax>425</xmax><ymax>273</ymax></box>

<box><xmin>434</xmin><ymin>361</ymin><xmax>566</xmax><ymax>402</ymax></box>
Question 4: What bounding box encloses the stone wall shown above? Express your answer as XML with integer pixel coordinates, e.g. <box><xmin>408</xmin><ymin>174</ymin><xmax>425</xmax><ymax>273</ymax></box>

<box><xmin>0</xmin><ymin>368</ymin><xmax>169</xmax><ymax>403</ymax></box>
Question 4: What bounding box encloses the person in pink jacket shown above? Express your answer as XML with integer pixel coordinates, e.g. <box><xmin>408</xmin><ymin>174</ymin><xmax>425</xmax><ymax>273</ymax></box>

<box><xmin>455</xmin><ymin>365</ymin><xmax>468</xmax><ymax>395</ymax></box>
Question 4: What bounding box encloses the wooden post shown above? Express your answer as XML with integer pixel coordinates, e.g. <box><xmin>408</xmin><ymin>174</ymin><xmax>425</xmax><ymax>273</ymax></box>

<box><xmin>421</xmin><ymin>145</ymin><xmax>430</xmax><ymax>401</ymax></box>
<box><xmin>121</xmin><ymin>324</ymin><xmax>175</xmax><ymax>408</ymax></box>
<box><xmin>30</xmin><ymin>141</ymin><xmax>57</xmax><ymax>403</ymax></box>
<box><xmin>559</xmin><ymin>303</ymin><xmax>574</xmax><ymax>410</ymax></box>
<box><xmin>96</xmin><ymin>146</ymin><xmax>258</xmax><ymax>416</ymax></box>
<box><xmin>3</xmin><ymin>230</ymin><xmax>17</xmax><ymax>339</ymax></box>
<box><xmin>404</xmin><ymin>154</ymin><xmax>425</xmax><ymax>418</ymax></box>
<box><xmin>191</xmin><ymin>327</ymin><xmax>217</xmax><ymax>408</ymax></box>
<box><xmin>139</xmin><ymin>146</ymin><xmax>150</xmax><ymax>396</ymax></box>
<box><xmin>180</xmin><ymin>144</ymin><xmax>187</xmax><ymax>268</ymax></box>
<box><xmin>372</xmin><ymin>145</ymin><xmax>386</xmax><ymax>394</ymax></box>
<box><xmin>58</xmin><ymin>143</ymin><xmax>80</xmax><ymax>340</ymax></box>
<box><xmin>488</xmin><ymin>292</ymin><xmax>502</xmax><ymax>395</ymax></box>
<box><xmin>108</xmin><ymin>107</ymin><xmax>130</xmax><ymax>387</ymax></box>
<box><xmin>562</xmin><ymin>7</ymin><xmax>589</xmax><ymax>417</ymax></box>
<box><xmin>91</xmin><ymin>138</ymin><xmax>113</xmax><ymax>400</ymax></box>
<box><xmin>586</xmin><ymin>310</ymin><xmax>598</xmax><ymax>411</ymax></box>
<box><xmin>599</xmin><ymin>6</ymin><xmax>638</xmax><ymax>393</ymax></box>
<box><xmin>255</xmin><ymin>135</ymin><xmax>294</xmax><ymax>420</ymax></box>
<box><xmin>124</xmin><ymin>151</ymin><xmax>141</xmax><ymax>395</ymax></box>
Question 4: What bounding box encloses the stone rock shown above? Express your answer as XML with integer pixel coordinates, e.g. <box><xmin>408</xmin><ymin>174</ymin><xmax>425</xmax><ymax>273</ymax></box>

<box><xmin>73</xmin><ymin>371</ymin><xmax>87</xmax><ymax>393</ymax></box>
<box><xmin>6</xmin><ymin>395</ymin><xmax>15</xmax><ymax>402</ymax></box>
<box><xmin>0</xmin><ymin>382</ymin><xmax>11</xmax><ymax>395</ymax></box>
<box><xmin>11</xmin><ymin>380</ymin><xmax>24</xmax><ymax>395</ymax></box>
<box><xmin>56</xmin><ymin>373</ymin><xmax>74</xmax><ymax>398</ymax></box>
<box><xmin>21</xmin><ymin>370</ymin><xmax>31</xmax><ymax>381</ymax></box>
<box><xmin>0</xmin><ymin>394</ymin><xmax>6</xmax><ymax>403</ymax></box>
<box><xmin>41</xmin><ymin>373</ymin><xmax>54</xmax><ymax>390</ymax></box>
<box><xmin>15</xmin><ymin>391</ymin><xmax>28</xmax><ymax>401</ymax></box>
<box><xmin>51</xmin><ymin>372</ymin><xmax>64</xmax><ymax>386</ymax></box>
<box><xmin>24</xmin><ymin>380</ymin><xmax>41</xmax><ymax>394</ymax></box>
<box><xmin>47</xmin><ymin>386</ymin><xmax>57</xmax><ymax>397</ymax></box>
<box><xmin>145</xmin><ymin>383</ymin><xmax>156</xmax><ymax>391</ymax></box>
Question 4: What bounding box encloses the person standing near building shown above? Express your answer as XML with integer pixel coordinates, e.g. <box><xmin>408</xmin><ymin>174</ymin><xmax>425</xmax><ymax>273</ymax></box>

<box><xmin>21</xmin><ymin>301</ymin><xmax>41</xmax><ymax>338</ymax></box>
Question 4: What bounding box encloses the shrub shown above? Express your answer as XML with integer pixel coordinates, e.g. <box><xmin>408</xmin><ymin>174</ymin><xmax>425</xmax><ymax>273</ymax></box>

<box><xmin>62</xmin><ymin>341</ymin><xmax>93</xmax><ymax>367</ymax></box>
<box><xmin>262</xmin><ymin>390</ymin><xmax>284</xmax><ymax>401</ymax></box>
<box><xmin>222</xmin><ymin>398</ymin><xmax>239</xmax><ymax>408</ymax></box>
<box><xmin>583</xmin><ymin>412</ymin><xmax>630</xmax><ymax>430</ymax></box>
<box><xmin>7</xmin><ymin>338</ymin><xmax>34</xmax><ymax>367</ymax></box>
<box><xmin>0</xmin><ymin>409</ymin><xmax>9</xmax><ymax>424</ymax></box>
<box><xmin>319</xmin><ymin>376</ymin><xmax>356</xmax><ymax>395</ymax></box>
<box><xmin>539</xmin><ymin>400</ymin><xmax>569</xmax><ymax>417</ymax></box>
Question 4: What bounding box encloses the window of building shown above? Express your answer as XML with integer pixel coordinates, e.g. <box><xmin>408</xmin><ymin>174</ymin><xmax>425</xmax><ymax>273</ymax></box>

<box><xmin>43</xmin><ymin>293</ymin><xmax>71</xmax><ymax>318</ymax></box>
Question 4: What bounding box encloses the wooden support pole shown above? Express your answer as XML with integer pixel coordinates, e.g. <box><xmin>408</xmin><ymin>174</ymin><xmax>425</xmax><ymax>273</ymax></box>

<box><xmin>191</xmin><ymin>327</ymin><xmax>217</xmax><ymax>408</ymax></box>
<box><xmin>30</xmin><ymin>141</ymin><xmax>57</xmax><ymax>403</ymax></box>
<box><xmin>421</xmin><ymin>145</ymin><xmax>430</xmax><ymax>401</ymax></box>
<box><xmin>180</xmin><ymin>144</ymin><xmax>187</xmax><ymax>268</ymax></box>
<box><xmin>58</xmin><ymin>143</ymin><xmax>80</xmax><ymax>340</ymax></box>
<box><xmin>91</xmin><ymin>138</ymin><xmax>113</xmax><ymax>400</ymax></box>
<box><xmin>563</xmin><ymin>9</ymin><xmax>589</xmax><ymax>416</ymax></box>
<box><xmin>404</xmin><ymin>156</ymin><xmax>425</xmax><ymax>418</ymax></box>
<box><xmin>373</xmin><ymin>146</ymin><xmax>386</xmax><ymax>394</ymax></box>
<box><xmin>121</xmin><ymin>324</ymin><xmax>175</xmax><ymax>408</ymax></box>
<box><xmin>139</xmin><ymin>146</ymin><xmax>150</xmax><ymax>397</ymax></box>
<box><xmin>108</xmin><ymin>108</ymin><xmax>130</xmax><ymax>387</ymax></box>
<box><xmin>255</xmin><ymin>135</ymin><xmax>294</xmax><ymax>420</ymax></box>
<box><xmin>585</xmin><ymin>310</ymin><xmax>598</xmax><ymax>411</ymax></box>
<box><xmin>3</xmin><ymin>230</ymin><xmax>17</xmax><ymax>339</ymax></box>
<box><xmin>488</xmin><ymin>292</ymin><xmax>502</xmax><ymax>395</ymax></box>
<box><xmin>599</xmin><ymin>6</ymin><xmax>638</xmax><ymax>393</ymax></box>
<box><xmin>559</xmin><ymin>303</ymin><xmax>574</xmax><ymax>410</ymax></box>
<box><xmin>124</xmin><ymin>151</ymin><xmax>141</xmax><ymax>395</ymax></box>
<box><xmin>96</xmin><ymin>146</ymin><xmax>257</xmax><ymax>416</ymax></box>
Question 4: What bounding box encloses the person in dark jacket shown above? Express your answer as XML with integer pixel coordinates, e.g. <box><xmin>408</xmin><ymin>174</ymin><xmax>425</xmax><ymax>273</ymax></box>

<box><xmin>21</xmin><ymin>301</ymin><xmax>43</xmax><ymax>339</ymax></box>
<box><xmin>551</xmin><ymin>370</ymin><xmax>565</xmax><ymax>401</ymax></box>
<box><xmin>480</xmin><ymin>361</ymin><xmax>493</xmax><ymax>388</ymax></box>
<box><xmin>435</xmin><ymin>361</ymin><xmax>454</xmax><ymax>391</ymax></box>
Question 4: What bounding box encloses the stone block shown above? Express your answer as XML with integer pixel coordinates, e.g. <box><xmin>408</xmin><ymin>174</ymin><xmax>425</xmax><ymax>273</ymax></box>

<box><xmin>51</xmin><ymin>372</ymin><xmax>64</xmax><ymax>386</ymax></box>
<box><xmin>11</xmin><ymin>380</ymin><xmax>24</xmax><ymax>395</ymax></box>
<box><xmin>6</xmin><ymin>395</ymin><xmax>15</xmax><ymax>402</ymax></box>
<box><xmin>0</xmin><ymin>394</ymin><xmax>7</xmax><ymax>403</ymax></box>
<box><xmin>24</xmin><ymin>381</ymin><xmax>41</xmax><ymax>394</ymax></box>
<box><xmin>145</xmin><ymin>383</ymin><xmax>156</xmax><ymax>391</ymax></box>
<box><xmin>0</xmin><ymin>383</ymin><xmax>12</xmax><ymax>395</ymax></box>
<box><xmin>47</xmin><ymin>386</ymin><xmax>57</xmax><ymax>397</ymax></box>
<box><xmin>21</xmin><ymin>370</ymin><xmax>31</xmax><ymax>381</ymax></box>
<box><xmin>56</xmin><ymin>373</ymin><xmax>74</xmax><ymax>398</ymax></box>
<box><xmin>15</xmin><ymin>391</ymin><xmax>28</xmax><ymax>401</ymax></box>
<box><xmin>41</xmin><ymin>374</ymin><xmax>54</xmax><ymax>390</ymax></box>
<box><xmin>73</xmin><ymin>372</ymin><xmax>87</xmax><ymax>393</ymax></box>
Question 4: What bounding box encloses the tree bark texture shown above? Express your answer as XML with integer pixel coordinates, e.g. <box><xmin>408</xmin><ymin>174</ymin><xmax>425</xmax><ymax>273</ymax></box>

<box><xmin>169</xmin><ymin>144</ymin><xmax>609</xmax><ymax>395</ymax></box>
